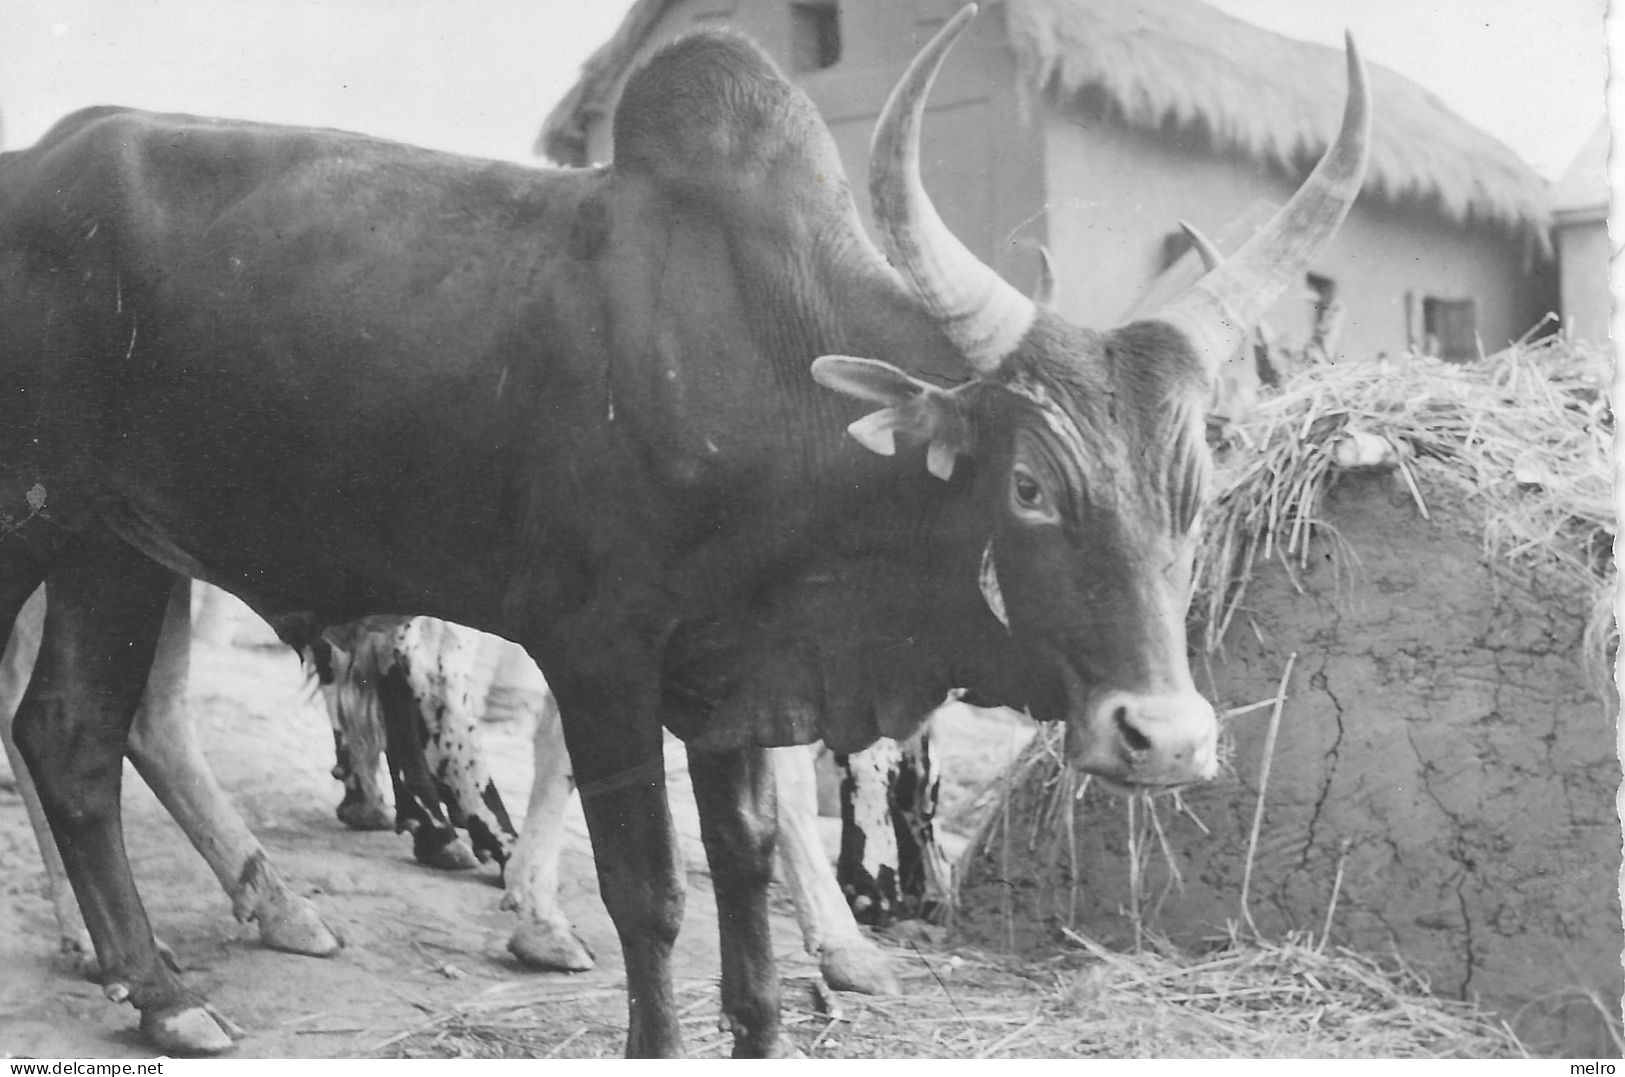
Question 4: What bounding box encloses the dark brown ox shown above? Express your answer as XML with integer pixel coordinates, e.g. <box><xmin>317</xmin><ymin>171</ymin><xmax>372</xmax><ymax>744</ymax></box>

<box><xmin>0</xmin><ymin>4</ymin><xmax>1367</xmax><ymax>1057</ymax></box>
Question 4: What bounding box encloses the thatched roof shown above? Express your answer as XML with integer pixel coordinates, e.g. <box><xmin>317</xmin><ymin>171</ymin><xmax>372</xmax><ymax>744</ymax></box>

<box><xmin>1005</xmin><ymin>0</ymin><xmax>1549</xmax><ymax>245</ymax></box>
<box><xmin>538</xmin><ymin>0</ymin><xmax>1550</xmax><ymax>245</ymax></box>
<box><xmin>1551</xmin><ymin>120</ymin><xmax>1608</xmax><ymax>224</ymax></box>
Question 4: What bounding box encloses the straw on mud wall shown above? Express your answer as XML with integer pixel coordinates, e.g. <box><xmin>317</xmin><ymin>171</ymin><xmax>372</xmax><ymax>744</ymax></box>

<box><xmin>1194</xmin><ymin>336</ymin><xmax>1615</xmax><ymax>688</ymax></box>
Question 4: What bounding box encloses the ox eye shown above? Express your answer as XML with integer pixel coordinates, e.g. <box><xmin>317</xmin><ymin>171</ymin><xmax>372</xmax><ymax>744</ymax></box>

<box><xmin>1011</xmin><ymin>467</ymin><xmax>1052</xmax><ymax>519</ymax></box>
<box><xmin>1014</xmin><ymin>472</ymin><xmax>1041</xmax><ymax>505</ymax></box>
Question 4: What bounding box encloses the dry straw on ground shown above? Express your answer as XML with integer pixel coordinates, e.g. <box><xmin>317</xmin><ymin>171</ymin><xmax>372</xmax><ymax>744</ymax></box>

<box><xmin>373</xmin><ymin>925</ymin><xmax>1526</xmax><ymax>1058</ymax></box>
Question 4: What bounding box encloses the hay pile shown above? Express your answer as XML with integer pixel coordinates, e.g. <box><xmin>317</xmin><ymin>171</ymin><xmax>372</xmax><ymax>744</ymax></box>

<box><xmin>370</xmin><ymin>923</ymin><xmax>1527</xmax><ymax>1058</ymax></box>
<box><xmin>371</xmin><ymin>950</ymin><xmax>1070</xmax><ymax>1059</ymax></box>
<box><xmin>1194</xmin><ymin>336</ymin><xmax>1614</xmax><ymax>679</ymax></box>
<box><xmin>370</xmin><ymin>928</ymin><xmax>1525</xmax><ymax>1059</ymax></box>
<box><xmin>1056</xmin><ymin>926</ymin><xmax>1528</xmax><ymax>1058</ymax></box>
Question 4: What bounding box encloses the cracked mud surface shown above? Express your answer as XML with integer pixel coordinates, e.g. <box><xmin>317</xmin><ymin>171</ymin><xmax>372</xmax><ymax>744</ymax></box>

<box><xmin>960</xmin><ymin>472</ymin><xmax>1621</xmax><ymax>1056</ymax></box>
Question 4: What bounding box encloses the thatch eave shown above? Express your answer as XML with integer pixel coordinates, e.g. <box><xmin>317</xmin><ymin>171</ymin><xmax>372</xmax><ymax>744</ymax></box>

<box><xmin>1007</xmin><ymin>0</ymin><xmax>1552</xmax><ymax>253</ymax></box>
<box><xmin>538</xmin><ymin>0</ymin><xmax>1553</xmax><ymax>252</ymax></box>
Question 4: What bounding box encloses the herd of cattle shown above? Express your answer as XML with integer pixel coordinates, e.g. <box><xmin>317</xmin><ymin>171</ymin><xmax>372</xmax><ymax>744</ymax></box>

<box><xmin>0</xmin><ymin>4</ymin><xmax>1371</xmax><ymax>1057</ymax></box>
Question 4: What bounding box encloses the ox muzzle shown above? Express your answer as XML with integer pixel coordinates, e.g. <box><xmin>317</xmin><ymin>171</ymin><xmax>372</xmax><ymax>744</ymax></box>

<box><xmin>1066</xmin><ymin>684</ymin><xmax>1219</xmax><ymax>788</ymax></box>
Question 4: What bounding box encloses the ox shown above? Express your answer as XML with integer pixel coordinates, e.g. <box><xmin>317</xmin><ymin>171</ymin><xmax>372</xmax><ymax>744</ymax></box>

<box><xmin>0</xmin><ymin>5</ymin><xmax>1367</xmax><ymax>1055</ymax></box>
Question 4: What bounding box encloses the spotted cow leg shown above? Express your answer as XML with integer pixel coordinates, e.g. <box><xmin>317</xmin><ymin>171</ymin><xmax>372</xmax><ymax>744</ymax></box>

<box><xmin>771</xmin><ymin>744</ymin><xmax>898</xmax><ymax>995</ymax></box>
<box><xmin>366</xmin><ymin>627</ymin><xmax>478</xmax><ymax>871</ymax></box>
<box><xmin>890</xmin><ymin>715</ymin><xmax>953</xmax><ymax>924</ymax></box>
<box><xmin>502</xmin><ymin>688</ymin><xmax>594</xmax><ymax>971</ymax></box>
<box><xmin>2</xmin><ymin>587</ymin><xmax>93</xmax><ymax>971</ymax></box>
<box><xmin>316</xmin><ymin>639</ymin><xmax>394</xmax><ymax>832</ymax></box>
<box><xmin>126</xmin><ymin>577</ymin><xmax>340</xmax><ymax>957</ymax></box>
<box><xmin>550</xmin><ymin>667</ymin><xmax>683</xmax><ymax>1058</ymax></box>
<box><xmin>10</xmin><ymin>531</ymin><xmax>238</xmax><ymax>1055</ymax></box>
<box><xmin>687</xmin><ymin>745</ymin><xmax>796</xmax><ymax>1058</ymax></box>
<box><xmin>836</xmin><ymin>741</ymin><xmax>902</xmax><ymax>924</ymax></box>
<box><xmin>403</xmin><ymin>619</ymin><xmax>516</xmax><ymax>867</ymax></box>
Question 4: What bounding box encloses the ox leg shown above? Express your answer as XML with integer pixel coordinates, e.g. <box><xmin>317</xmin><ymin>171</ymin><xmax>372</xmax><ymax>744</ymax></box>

<box><xmin>554</xmin><ymin>689</ymin><xmax>683</xmax><ymax>1058</ymax></box>
<box><xmin>2</xmin><ymin>586</ymin><xmax>94</xmax><ymax>971</ymax></box>
<box><xmin>836</xmin><ymin>741</ymin><xmax>901</xmax><ymax>924</ymax></box>
<box><xmin>315</xmin><ymin>640</ymin><xmax>394</xmax><ymax>832</ymax></box>
<box><xmin>11</xmin><ymin>535</ymin><xmax>238</xmax><ymax>1054</ymax></box>
<box><xmin>368</xmin><ymin>629</ymin><xmax>478</xmax><ymax>871</ymax></box>
<box><xmin>687</xmin><ymin>745</ymin><xmax>795</xmax><ymax>1058</ymax></box>
<box><xmin>125</xmin><ymin>577</ymin><xmax>341</xmax><ymax>958</ymax></box>
<box><xmin>406</xmin><ymin>619</ymin><xmax>516</xmax><ymax>867</ymax></box>
<box><xmin>772</xmin><ymin>744</ymin><xmax>898</xmax><ymax>995</ymax></box>
<box><xmin>502</xmin><ymin>688</ymin><xmax>594</xmax><ymax>971</ymax></box>
<box><xmin>891</xmin><ymin>716</ymin><xmax>953</xmax><ymax>924</ymax></box>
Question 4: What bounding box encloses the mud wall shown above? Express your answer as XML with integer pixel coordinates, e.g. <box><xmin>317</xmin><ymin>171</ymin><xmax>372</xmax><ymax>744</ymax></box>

<box><xmin>959</xmin><ymin>471</ymin><xmax>1621</xmax><ymax>1056</ymax></box>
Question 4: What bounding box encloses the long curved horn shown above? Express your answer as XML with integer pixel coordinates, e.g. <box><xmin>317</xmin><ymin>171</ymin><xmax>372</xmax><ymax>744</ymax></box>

<box><xmin>870</xmin><ymin>3</ymin><xmax>1035</xmax><ymax>374</ymax></box>
<box><xmin>1156</xmin><ymin>34</ymin><xmax>1371</xmax><ymax>375</ymax></box>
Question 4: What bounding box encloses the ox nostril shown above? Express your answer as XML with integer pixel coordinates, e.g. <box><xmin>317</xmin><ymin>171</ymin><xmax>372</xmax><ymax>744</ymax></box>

<box><xmin>1114</xmin><ymin>705</ymin><xmax>1152</xmax><ymax>756</ymax></box>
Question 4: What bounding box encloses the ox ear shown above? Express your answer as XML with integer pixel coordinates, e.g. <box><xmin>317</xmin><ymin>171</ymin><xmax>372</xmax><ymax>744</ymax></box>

<box><xmin>811</xmin><ymin>356</ymin><xmax>974</xmax><ymax>480</ymax></box>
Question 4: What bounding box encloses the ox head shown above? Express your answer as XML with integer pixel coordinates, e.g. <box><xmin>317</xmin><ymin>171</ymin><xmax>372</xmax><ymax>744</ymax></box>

<box><xmin>813</xmin><ymin>4</ymin><xmax>1369</xmax><ymax>787</ymax></box>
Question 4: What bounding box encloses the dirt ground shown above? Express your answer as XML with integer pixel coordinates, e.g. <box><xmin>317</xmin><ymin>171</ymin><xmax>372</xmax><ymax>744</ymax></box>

<box><xmin>0</xmin><ymin>609</ymin><xmax>1032</xmax><ymax>1059</ymax></box>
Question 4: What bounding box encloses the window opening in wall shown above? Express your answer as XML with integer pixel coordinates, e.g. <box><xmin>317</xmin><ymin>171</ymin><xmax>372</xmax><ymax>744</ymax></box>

<box><xmin>1421</xmin><ymin>296</ymin><xmax>1478</xmax><ymax>361</ymax></box>
<box><xmin>1303</xmin><ymin>272</ymin><xmax>1343</xmax><ymax>363</ymax></box>
<box><xmin>791</xmin><ymin>2</ymin><xmax>841</xmax><ymax>72</ymax></box>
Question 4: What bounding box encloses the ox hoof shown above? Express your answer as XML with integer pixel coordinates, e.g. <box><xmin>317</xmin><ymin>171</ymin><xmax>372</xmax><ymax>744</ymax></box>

<box><xmin>818</xmin><ymin>940</ymin><xmax>900</xmax><ymax>996</ymax></box>
<box><xmin>139</xmin><ymin>1003</ymin><xmax>240</xmax><ymax>1056</ymax></box>
<box><xmin>507</xmin><ymin>919</ymin><xmax>595</xmax><ymax>972</ymax></box>
<box><xmin>741</xmin><ymin>1035</ymin><xmax>803</xmax><ymax>1059</ymax></box>
<box><xmin>258</xmin><ymin>894</ymin><xmax>342</xmax><ymax>957</ymax></box>
<box><xmin>413</xmin><ymin>832</ymin><xmax>479</xmax><ymax>872</ymax></box>
<box><xmin>336</xmin><ymin>799</ymin><xmax>393</xmax><ymax>832</ymax></box>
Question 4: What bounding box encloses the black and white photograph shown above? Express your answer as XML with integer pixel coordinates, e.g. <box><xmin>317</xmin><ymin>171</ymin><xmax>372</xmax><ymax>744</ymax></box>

<box><xmin>0</xmin><ymin>0</ymin><xmax>1614</xmax><ymax>1060</ymax></box>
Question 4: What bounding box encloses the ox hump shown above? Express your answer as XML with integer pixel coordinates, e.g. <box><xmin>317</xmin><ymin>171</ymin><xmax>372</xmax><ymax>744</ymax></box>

<box><xmin>612</xmin><ymin>31</ymin><xmax>847</xmax><ymax>210</ymax></box>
